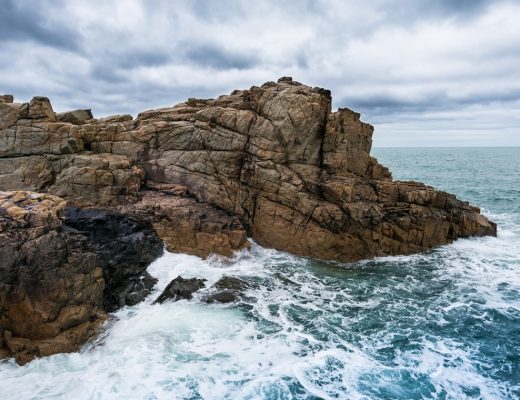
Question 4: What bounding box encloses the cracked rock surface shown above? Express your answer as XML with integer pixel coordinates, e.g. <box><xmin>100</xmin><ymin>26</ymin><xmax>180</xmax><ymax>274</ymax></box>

<box><xmin>0</xmin><ymin>77</ymin><xmax>496</xmax><ymax>261</ymax></box>
<box><xmin>0</xmin><ymin>78</ymin><xmax>496</xmax><ymax>362</ymax></box>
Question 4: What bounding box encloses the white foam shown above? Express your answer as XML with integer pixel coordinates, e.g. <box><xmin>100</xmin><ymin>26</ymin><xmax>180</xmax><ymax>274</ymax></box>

<box><xmin>1</xmin><ymin>211</ymin><xmax>519</xmax><ymax>399</ymax></box>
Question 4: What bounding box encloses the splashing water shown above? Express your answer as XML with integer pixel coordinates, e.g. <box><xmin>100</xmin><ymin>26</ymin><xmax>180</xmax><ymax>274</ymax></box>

<box><xmin>1</xmin><ymin>147</ymin><xmax>519</xmax><ymax>399</ymax></box>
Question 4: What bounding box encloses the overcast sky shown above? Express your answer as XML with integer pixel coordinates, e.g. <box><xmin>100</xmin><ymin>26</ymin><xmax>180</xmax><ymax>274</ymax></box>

<box><xmin>1</xmin><ymin>0</ymin><xmax>519</xmax><ymax>147</ymax></box>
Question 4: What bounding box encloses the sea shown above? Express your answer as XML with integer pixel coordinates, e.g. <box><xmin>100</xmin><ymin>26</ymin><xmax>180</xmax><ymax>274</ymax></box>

<box><xmin>1</xmin><ymin>147</ymin><xmax>519</xmax><ymax>400</ymax></box>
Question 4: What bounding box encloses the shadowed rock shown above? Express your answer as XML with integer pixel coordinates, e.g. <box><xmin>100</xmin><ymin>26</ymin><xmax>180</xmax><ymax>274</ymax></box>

<box><xmin>0</xmin><ymin>191</ymin><xmax>106</xmax><ymax>364</ymax></box>
<box><xmin>154</xmin><ymin>276</ymin><xmax>207</xmax><ymax>304</ymax></box>
<box><xmin>0</xmin><ymin>95</ymin><xmax>13</xmax><ymax>103</ymax></box>
<box><xmin>64</xmin><ymin>207</ymin><xmax>164</xmax><ymax>311</ymax></box>
<box><xmin>56</xmin><ymin>109</ymin><xmax>93</xmax><ymax>125</ymax></box>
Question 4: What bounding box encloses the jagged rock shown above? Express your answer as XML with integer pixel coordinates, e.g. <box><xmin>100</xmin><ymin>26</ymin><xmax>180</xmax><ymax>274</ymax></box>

<box><xmin>48</xmin><ymin>153</ymin><xmax>144</xmax><ymax>207</ymax></box>
<box><xmin>154</xmin><ymin>276</ymin><xmax>206</xmax><ymax>304</ymax></box>
<box><xmin>0</xmin><ymin>191</ymin><xmax>106</xmax><ymax>364</ymax></box>
<box><xmin>27</xmin><ymin>97</ymin><xmax>56</xmax><ymax>121</ymax></box>
<box><xmin>204</xmin><ymin>291</ymin><xmax>237</xmax><ymax>304</ymax></box>
<box><xmin>0</xmin><ymin>78</ymin><xmax>496</xmax><ymax>263</ymax></box>
<box><xmin>56</xmin><ymin>109</ymin><xmax>93</xmax><ymax>125</ymax></box>
<box><xmin>64</xmin><ymin>207</ymin><xmax>164</xmax><ymax>311</ymax></box>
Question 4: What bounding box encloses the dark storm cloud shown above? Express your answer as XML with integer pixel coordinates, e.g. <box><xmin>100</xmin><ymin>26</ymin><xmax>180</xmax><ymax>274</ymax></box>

<box><xmin>0</xmin><ymin>0</ymin><xmax>80</xmax><ymax>51</ymax></box>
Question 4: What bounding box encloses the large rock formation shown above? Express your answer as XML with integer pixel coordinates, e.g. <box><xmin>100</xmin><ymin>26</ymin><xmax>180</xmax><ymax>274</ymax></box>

<box><xmin>0</xmin><ymin>78</ymin><xmax>496</xmax><ymax>362</ymax></box>
<box><xmin>0</xmin><ymin>77</ymin><xmax>496</xmax><ymax>262</ymax></box>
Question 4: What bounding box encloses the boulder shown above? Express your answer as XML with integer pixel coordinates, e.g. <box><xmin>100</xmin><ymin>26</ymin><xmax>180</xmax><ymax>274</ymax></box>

<box><xmin>203</xmin><ymin>276</ymin><xmax>251</xmax><ymax>304</ymax></box>
<box><xmin>0</xmin><ymin>95</ymin><xmax>13</xmax><ymax>103</ymax></box>
<box><xmin>56</xmin><ymin>109</ymin><xmax>93</xmax><ymax>125</ymax></box>
<box><xmin>154</xmin><ymin>276</ymin><xmax>206</xmax><ymax>304</ymax></box>
<box><xmin>28</xmin><ymin>96</ymin><xmax>56</xmax><ymax>121</ymax></box>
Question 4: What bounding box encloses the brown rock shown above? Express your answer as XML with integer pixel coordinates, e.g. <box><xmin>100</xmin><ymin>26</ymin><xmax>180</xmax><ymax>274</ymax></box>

<box><xmin>120</xmin><ymin>189</ymin><xmax>249</xmax><ymax>258</ymax></box>
<box><xmin>0</xmin><ymin>191</ymin><xmax>106</xmax><ymax>364</ymax></box>
<box><xmin>28</xmin><ymin>96</ymin><xmax>56</xmax><ymax>122</ymax></box>
<box><xmin>0</xmin><ymin>79</ymin><xmax>496</xmax><ymax>265</ymax></box>
<box><xmin>56</xmin><ymin>109</ymin><xmax>93</xmax><ymax>125</ymax></box>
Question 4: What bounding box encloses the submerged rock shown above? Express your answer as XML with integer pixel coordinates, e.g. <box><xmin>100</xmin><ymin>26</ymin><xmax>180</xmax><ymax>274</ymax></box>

<box><xmin>203</xmin><ymin>276</ymin><xmax>251</xmax><ymax>304</ymax></box>
<box><xmin>154</xmin><ymin>276</ymin><xmax>207</xmax><ymax>304</ymax></box>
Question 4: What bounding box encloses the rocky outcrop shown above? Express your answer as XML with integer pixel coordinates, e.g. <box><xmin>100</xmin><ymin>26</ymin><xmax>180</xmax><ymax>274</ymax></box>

<box><xmin>0</xmin><ymin>78</ymin><xmax>497</xmax><ymax>362</ymax></box>
<box><xmin>0</xmin><ymin>191</ymin><xmax>166</xmax><ymax>363</ymax></box>
<box><xmin>0</xmin><ymin>77</ymin><xmax>496</xmax><ymax>262</ymax></box>
<box><xmin>0</xmin><ymin>191</ymin><xmax>106</xmax><ymax>364</ymax></box>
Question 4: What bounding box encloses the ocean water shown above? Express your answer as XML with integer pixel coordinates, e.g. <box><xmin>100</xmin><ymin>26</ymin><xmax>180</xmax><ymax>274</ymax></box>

<box><xmin>1</xmin><ymin>147</ymin><xmax>519</xmax><ymax>400</ymax></box>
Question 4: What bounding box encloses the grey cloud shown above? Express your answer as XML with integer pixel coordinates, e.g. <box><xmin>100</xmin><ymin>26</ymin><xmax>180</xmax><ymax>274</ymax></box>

<box><xmin>183</xmin><ymin>43</ymin><xmax>258</xmax><ymax>70</ymax></box>
<box><xmin>342</xmin><ymin>88</ymin><xmax>520</xmax><ymax>122</ymax></box>
<box><xmin>0</xmin><ymin>0</ymin><xmax>80</xmax><ymax>51</ymax></box>
<box><xmin>1</xmin><ymin>0</ymin><xmax>518</xmax><ymax>147</ymax></box>
<box><xmin>88</xmin><ymin>51</ymin><xmax>172</xmax><ymax>82</ymax></box>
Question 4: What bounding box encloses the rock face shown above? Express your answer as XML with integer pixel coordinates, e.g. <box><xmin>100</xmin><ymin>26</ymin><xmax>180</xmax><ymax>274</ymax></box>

<box><xmin>64</xmin><ymin>208</ymin><xmax>164</xmax><ymax>311</ymax></box>
<box><xmin>0</xmin><ymin>77</ymin><xmax>496</xmax><ymax>262</ymax></box>
<box><xmin>0</xmin><ymin>78</ymin><xmax>497</xmax><ymax>362</ymax></box>
<box><xmin>0</xmin><ymin>192</ymin><xmax>166</xmax><ymax>363</ymax></box>
<box><xmin>0</xmin><ymin>192</ymin><xmax>106</xmax><ymax>364</ymax></box>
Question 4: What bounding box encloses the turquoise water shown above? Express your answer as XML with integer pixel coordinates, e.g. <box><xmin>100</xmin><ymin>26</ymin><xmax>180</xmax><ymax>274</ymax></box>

<box><xmin>0</xmin><ymin>147</ymin><xmax>519</xmax><ymax>399</ymax></box>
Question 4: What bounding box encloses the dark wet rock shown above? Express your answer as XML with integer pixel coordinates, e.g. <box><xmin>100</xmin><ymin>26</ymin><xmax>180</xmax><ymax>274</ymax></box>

<box><xmin>123</xmin><ymin>273</ymin><xmax>159</xmax><ymax>307</ymax></box>
<box><xmin>203</xmin><ymin>276</ymin><xmax>251</xmax><ymax>304</ymax></box>
<box><xmin>64</xmin><ymin>207</ymin><xmax>163</xmax><ymax>311</ymax></box>
<box><xmin>204</xmin><ymin>291</ymin><xmax>237</xmax><ymax>304</ymax></box>
<box><xmin>214</xmin><ymin>276</ymin><xmax>250</xmax><ymax>292</ymax></box>
<box><xmin>154</xmin><ymin>276</ymin><xmax>206</xmax><ymax>304</ymax></box>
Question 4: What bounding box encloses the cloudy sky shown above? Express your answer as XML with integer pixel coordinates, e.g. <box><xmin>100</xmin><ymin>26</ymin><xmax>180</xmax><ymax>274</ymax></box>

<box><xmin>1</xmin><ymin>0</ymin><xmax>519</xmax><ymax>147</ymax></box>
